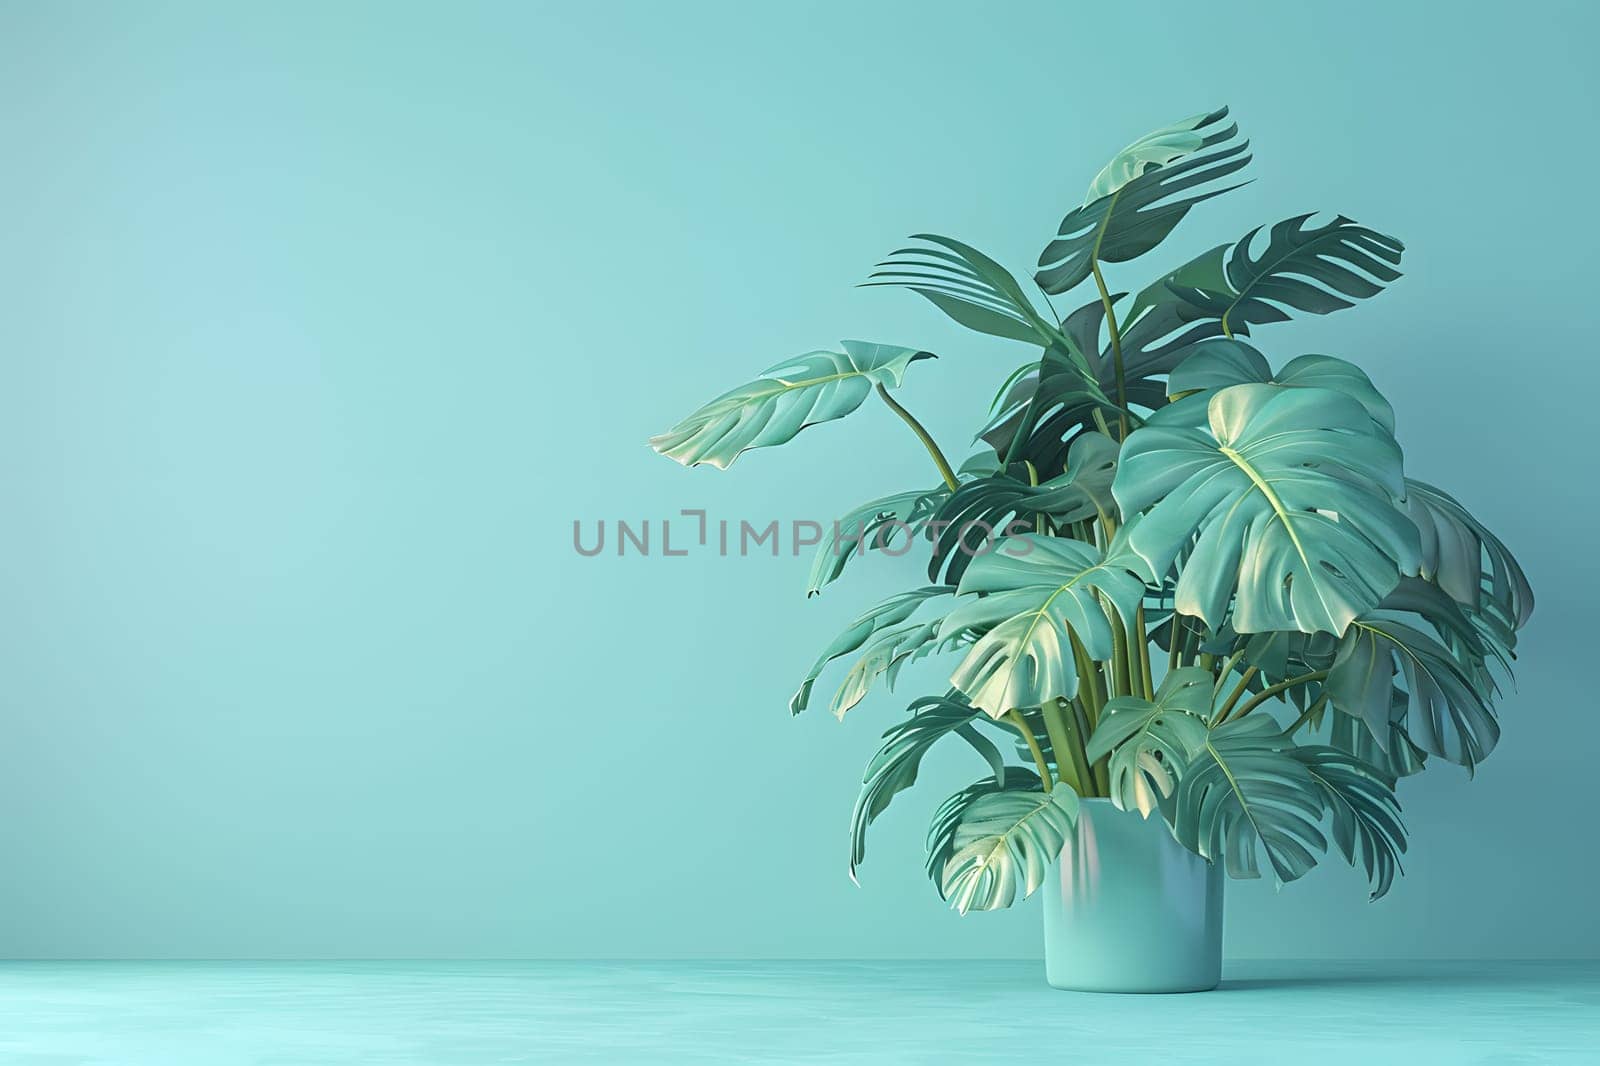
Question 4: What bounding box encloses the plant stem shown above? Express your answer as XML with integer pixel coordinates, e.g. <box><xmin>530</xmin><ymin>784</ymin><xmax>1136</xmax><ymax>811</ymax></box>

<box><xmin>1216</xmin><ymin>666</ymin><xmax>1259</xmax><ymax>723</ymax></box>
<box><xmin>1039</xmin><ymin>700</ymin><xmax>1083</xmax><ymax>794</ymax></box>
<box><xmin>1134</xmin><ymin>605</ymin><xmax>1154</xmax><ymax>699</ymax></box>
<box><xmin>1231</xmin><ymin>670</ymin><xmax>1331</xmax><ymax>721</ymax></box>
<box><xmin>1067</xmin><ymin>700</ymin><xmax>1104</xmax><ymax>796</ymax></box>
<box><xmin>1286</xmin><ymin>693</ymin><xmax>1329</xmax><ymax>735</ymax></box>
<box><xmin>1167</xmin><ymin>614</ymin><xmax>1182</xmax><ymax>672</ymax></box>
<box><xmin>1008</xmin><ymin>709</ymin><xmax>1053</xmax><ymax>791</ymax></box>
<box><xmin>876</xmin><ymin>384</ymin><xmax>958</xmax><ymax>492</ymax></box>
<box><xmin>1091</xmin><ymin>260</ymin><xmax>1129</xmax><ymax>440</ymax></box>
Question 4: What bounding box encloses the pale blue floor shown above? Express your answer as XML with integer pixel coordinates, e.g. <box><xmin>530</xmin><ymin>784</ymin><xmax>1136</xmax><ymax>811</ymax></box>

<box><xmin>0</xmin><ymin>960</ymin><xmax>1595</xmax><ymax>1065</ymax></box>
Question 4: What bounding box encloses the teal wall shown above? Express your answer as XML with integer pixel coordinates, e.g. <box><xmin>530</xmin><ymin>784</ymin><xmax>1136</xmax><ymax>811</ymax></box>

<box><xmin>2</xmin><ymin>0</ymin><xmax>1594</xmax><ymax>959</ymax></box>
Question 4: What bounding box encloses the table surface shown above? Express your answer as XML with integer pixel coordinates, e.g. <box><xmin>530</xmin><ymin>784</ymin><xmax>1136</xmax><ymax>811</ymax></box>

<box><xmin>0</xmin><ymin>960</ymin><xmax>1595</xmax><ymax>1064</ymax></box>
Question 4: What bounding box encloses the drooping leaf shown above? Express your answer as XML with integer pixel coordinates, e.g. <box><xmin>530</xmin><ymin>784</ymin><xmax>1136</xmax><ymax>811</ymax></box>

<box><xmin>1290</xmin><ymin>746</ymin><xmax>1408</xmax><ymax>900</ymax></box>
<box><xmin>1167</xmin><ymin>338</ymin><xmax>1396</xmax><ymax>433</ymax></box>
<box><xmin>1401</xmin><ymin>479</ymin><xmax>1534</xmax><ymax>631</ymax></box>
<box><xmin>650</xmin><ymin>342</ymin><xmax>934</xmax><ymax>469</ymax></box>
<box><xmin>849</xmin><ymin>694</ymin><xmax>1006</xmax><ymax>881</ymax></box>
<box><xmin>830</xmin><ymin>616</ymin><xmax>957</xmax><ymax>720</ymax></box>
<box><xmin>1328</xmin><ymin>694</ymin><xmax>1428</xmax><ymax>783</ymax></box>
<box><xmin>1087</xmin><ymin>667</ymin><xmax>1213</xmax><ymax>816</ymax></box>
<box><xmin>1329</xmin><ymin>614</ymin><xmax>1499</xmax><ymax>770</ymax></box>
<box><xmin>926</xmin><ymin>432</ymin><xmax>1119</xmax><ymax>584</ymax></box>
<box><xmin>1036</xmin><ymin>107</ymin><xmax>1250</xmax><ymax>295</ymax></box>
<box><xmin>1173</xmin><ymin>715</ymin><xmax>1328</xmax><ymax>883</ymax></box>
<box><xmin>936</xmin><ymin>784</ymin><xmax>1080</xmax><ymax>914</ymax></box>
<box><xmin>925</xmin><ymin>769</ymin><xmax>1042</xmax><ymax>882</ymax></box>
<box><xmin>940</xmin><ymin>534</ymin><xmax>1148</xmax><ymax>718</ymax></box>
<box><xmin>1136</xmin><ymin>214</ymin><xmax>1404</xmax><ymax>336</ymax></box>
<box><xmin>791</xmin><ymin>587</ymin><xmax>951</xmax><ymax>716</ymax></box>
<box><xmin>863</xmin><ymin>235</ymin><xmax>1070</xmax><ymax>351</ymax></box>
<box><xmin>807</xmin><ymin>485</ymin><xmax>951</xmax><ymax>595</ymax></box>
<box><xmin>1113</xmin><ymin>384</ymin><xmax>1421</xmax><ymax>635</ymax></box>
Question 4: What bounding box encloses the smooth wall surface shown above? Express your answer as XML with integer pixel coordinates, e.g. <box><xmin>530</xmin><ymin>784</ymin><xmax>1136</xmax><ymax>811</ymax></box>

<box><xmin>2</xmin><ymin>0</ymin><xmax>1594</xmax><ymax>959</ymax></box>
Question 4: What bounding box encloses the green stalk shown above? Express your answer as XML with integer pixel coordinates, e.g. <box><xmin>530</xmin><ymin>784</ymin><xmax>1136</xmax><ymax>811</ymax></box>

<box><xmin>1068</xmin><ymin>629</ymin><xmax>1104</xmax><ymax>728</ymax></box>
<box><xmin>1134</xmin><ymin>605</ymin><xmax>1154</xmax><ymax>699</ymax></box>
<box><xmin>1167</xmin><ymin>614</ymin><xmax>1183</xmax><ymax>672</ymax></box>
<box><xmin>1038</xmin><ymin>700</ymin><xmax>1083</xmax><ymax>794</ymax></box>
<box><xmin>1075</xmin><ymin>700</ymin><xmax>1109</xmax><ymax>795</ymax></box>
<box><xmin>1231</xmin><ymin>670</ymin><xmax>1330</xmax><ymax>721</ymax></box>
<box><xmin>1108</xmin><ymin>614</ymin><xmax>1132</xmax><ymax>698</ymax></box>
<box><xmin>1007</xmin><ymin>709</ymin><xmax>1053</xmax><ymax>791</ymax></box>
<box><xmin>1216</xmin><ymin>666</ymin><xmax>1260</xmax><ymax>723</ymax></box>
<box><xmin>1090</xmin><ymin>260</ymin><xmax>1129</xmax><ymax>440</ymax></box>
<box><xmin>876</xmin><ymin>384</ymin><xmax>958</xmax><ymax>492</ymax></box>
<box><xmin>1286</xmin><ymin>693</ymin><xmax>1329</xmax><ymax>735</ymax></box>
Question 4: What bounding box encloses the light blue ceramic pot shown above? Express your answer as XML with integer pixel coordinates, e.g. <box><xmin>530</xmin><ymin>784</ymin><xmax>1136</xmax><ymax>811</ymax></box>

<box><xmin>1042</xmin><ymin>798</ymin><xmax>1223</xmax><ymax>993</ymax></box>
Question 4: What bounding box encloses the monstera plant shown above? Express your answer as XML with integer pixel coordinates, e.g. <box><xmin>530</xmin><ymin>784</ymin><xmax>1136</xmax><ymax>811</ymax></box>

<box><xmin>650</xmin><ymin>107</ymin><xmax>1531</xmax><ymax>915</ymax></box>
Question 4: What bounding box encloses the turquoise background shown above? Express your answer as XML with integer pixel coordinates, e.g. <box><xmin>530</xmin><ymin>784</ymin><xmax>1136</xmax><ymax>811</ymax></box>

<box><xmin>2</xmin><ymin>0</ymin><xmax>1594</xmax><ymax>960</ymax></box>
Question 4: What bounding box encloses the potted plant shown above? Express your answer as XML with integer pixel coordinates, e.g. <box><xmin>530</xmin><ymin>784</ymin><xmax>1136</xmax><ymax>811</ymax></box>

<box><xmin>649</xmin><ymin>107</ymin><xmax>1532</xmax><ymax>993</ymax></box>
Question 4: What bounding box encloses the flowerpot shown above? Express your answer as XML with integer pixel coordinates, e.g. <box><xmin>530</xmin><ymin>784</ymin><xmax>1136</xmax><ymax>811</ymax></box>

<box><xmin>1042</xmin><ymin>798</ymin><xmax>1223</xmax><ymax>993</ymax></box>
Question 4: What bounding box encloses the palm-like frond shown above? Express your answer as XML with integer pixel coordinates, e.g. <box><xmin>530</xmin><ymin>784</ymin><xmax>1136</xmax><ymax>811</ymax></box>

<box><xmin>1174</xmin><ymin>716</ymin><xmax>1327</xmax><ymax>883</ymax></box>
<box><xmin>933</xmin><ymin>783</ymin><xmax>1079</xmax><ymax>914</ymax></box>
<box><xmin>1036</xmin><ymin>107</ymin><xmax>1251</xmax><ymax>296</ymax></box>
<box><xmin>791</xmin><ymin>587</ymin><xmax>951</xmax><ymax>716</ymax></box>
<box><xmin>1291</xmin><ymin>746</ymin><xmax>1408</xmax><ymax>900</ymax></box>
<box><xmin>807</xmin><ymin>486</ymin><xmax>951</xmax><ymax>596</ymax></box>
<box><xmin>1139</xmin><ymin>214</ymin><xmax>1404</xmax><ymax>336</ymax></box>
<box><xmin>850</xmin><ymin>694</ymin><xmax>1006</xmax><ymax>881</ymax></box>
<box><xmin>863</xmin><ymin>235</ymin><xmax>1069</xmax><ymax>351</ymax></box>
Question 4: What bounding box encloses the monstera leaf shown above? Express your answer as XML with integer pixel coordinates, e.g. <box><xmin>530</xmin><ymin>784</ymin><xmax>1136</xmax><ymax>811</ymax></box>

<box><xmin>1326</xmin><ymin>599</ymin><xmax>1501</xmax><ymax>770</ymax></box>
<box><xmin>650</xmin><ymin>342</ymin><xmax>934</xmax><ymax>469</ymax></box>
<box><xmin>941</xmin><ymin>534</ymin><xmax>1147</xmax><ymax>718</ymax></box>
<box><xmin>1291</xmin><ymin>746</ymin><xmax>1407</xmax><ymax>900</ymax></box>
<box><xmin>807</xmin><ymin>485</ymin><xmax>951</xmax><ymax>595</ymax></box>
<box><xmin>1114</xmin><ymin>384</ymin><xmax>1421</xmax><ymax>635</ymax></box>
<box><xmin>1174</xmin><ymin>715</ymin><xmax>1327</xmax><ymax>883</ymax></box>
<box><xmin>1401</xmin><ymin>479</ymin><xmax>1534</xmax><ymax>632</ymax></box>
<box><xmin>791</xmin><ymin>587</ymin><xmax>951</xmax><ymax>716</ymax></box>
<box><xmin>849</xmin><ymin>694</ymin><xmax>1005</xmax><ymax>881</ymax></box>
<box><xmin>926</xmin><ymin>432</ymin><xmax>1119</xmax><ymax>584</ymax></box>
<box><xmin>1167</xmin><ymin>338</ymin><xmax>1396</xmax><ymax>433</ymax></box>
<box><xmin>1328</xmin><ymin>694</ymin><xmax>1428</xmax><ymax>783</ymax></box>
<box><xmin>1133</xmin><ymin>214</ymin><xmax>1403</xmax><ymax>337</ymax></box>
<box><xmin>1036</xmin><ymin>107</ymin><xmax>1250</xmax><ymax>295</ymax></box>
<box><xmin>934</xmin><ymin>783</ymin><xmax>1079</xmax><ymax>914</ymax></box>
<box><xmin>1087</xmin><ymin>667</ymin><xmax>1213</xmax><ymax>816</ymax></box>
<box><xmin>862</xmin><ymin>235</ymin><xmax>1082</xmax><ymax>358</ymax></box>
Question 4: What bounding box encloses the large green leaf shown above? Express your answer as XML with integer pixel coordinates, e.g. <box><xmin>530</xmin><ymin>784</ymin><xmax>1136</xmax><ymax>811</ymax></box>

<box><xmin>941</xmin><ymin>534</ymin><xmax>1148</xmax><ymax>718</ymax></box>
<box><xmin>925</xmin><ymin>768</ymin><xmax>1042</xmax><ymax>883</ymax></box>
<box><xmin>790</xmin><ymin>587</ymin><xmax>951</xmax><ymax>716</ymax></box>
<box><xmin>1328</xmin><ymin>693</ymin><xmax>1428</xmax><ymax>783</ymax></box>
<box><xmin>1036</xmin><ymin>107</ymin><xmax>1250</xmax><ymax>295</ymax></box>
<box><xmin>1087</xmin><ymin>667</ymin><xmax>1213</xmax><ymax>816</ymax></box>
<box><xmin>1114</xmin><ymin>384</ymin><xmax>1421</xmax><ymax>635</ymax></box>
<box><xmin>1290</xmin><ymin>746</ymin><xmax>1408</xmax><ymax>900</ymax></box>
<box><xmin>925</xmin><ymin>432</ymin><xmax>1118</xmax><ymax>585</ymax></box>
<box><xmin>862</xmin><ymin>235</ymin><xmax>1078</xmax><ymax>355</ymax></box>
<box><xmin>849</xmin><ymin>694</ymin><xmax>1005</xmax><ymax>882</ymax></box>
<box><xmin>806</xmin><ymin>485</ymin><xmax>950</xmax><ymax>596</ymax></box>
<box><xmin>1327</xmin><ymin>606</ymin><xmax>1500</xmax><ymax>770</ymax></box>
<box><xmin>650</xmin><ymin>342</ymin><xmax>934</xmax><ymax>469</ymax></box>
<box><xmin>1401</xmin><ymin>479</ymin><xmax>1534</xmax><ymax>631</ymax></box>
<box><xmin>1167</xmin><ymin>338</ymin><xmax>1395</xmax><ymax>433</ymax></box>
<box><xmin>1174</xmin><ymin>716</ymin><xmax>1327</xmax><ymax>883</ymax></box>
<box><xmin>935</xmin><ymin>784</ymin><xmax>1079</xmax><ymax>914</ymax></box>
<box><xmin>1135</xmin><ymin>214</ymin><xmax>1403</xmax><ymax>336</ymax></box>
